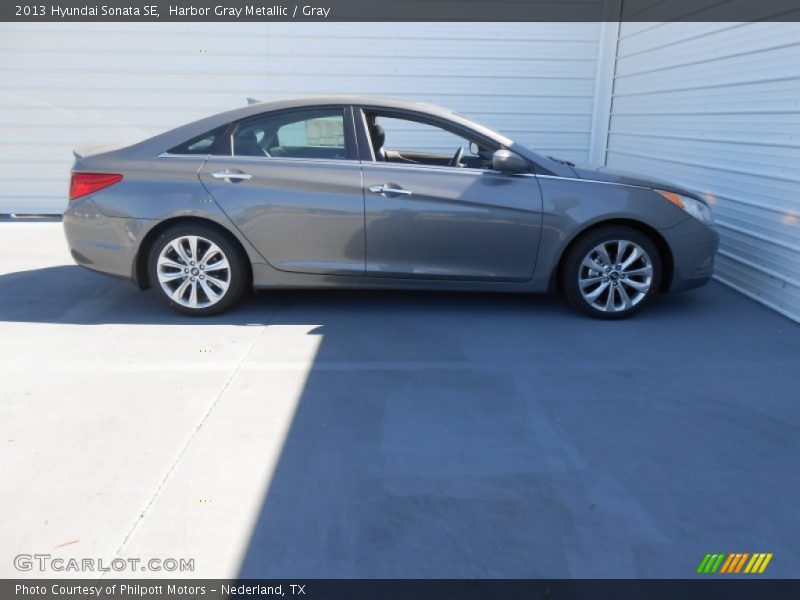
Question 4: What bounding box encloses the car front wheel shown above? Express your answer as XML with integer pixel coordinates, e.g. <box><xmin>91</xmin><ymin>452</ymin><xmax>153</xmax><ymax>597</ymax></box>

<box><xmin>562</xmin><ymin>226</ymin><xmax>662</xmax><ymax>319</ymax></box>
<box><xmin>148</xmin><ymin>224</ymin><xmax>248</xmax><ymax>316</ymax></box>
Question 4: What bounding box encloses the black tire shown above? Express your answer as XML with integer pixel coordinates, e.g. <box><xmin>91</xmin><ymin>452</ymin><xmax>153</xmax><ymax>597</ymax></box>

<box><xmin>148</xmin><ymin>223</ymin><xmax>248</xmax><ymax>316</ymax></box>
<box><xmin>561</xmin><ymin>225</ymin><xmax>662</xmax><ymax>320</ymax></box>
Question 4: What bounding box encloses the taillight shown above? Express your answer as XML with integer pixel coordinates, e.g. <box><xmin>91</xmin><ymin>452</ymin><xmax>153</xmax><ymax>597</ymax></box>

<box><xmin>69</xmin><ymin>172</ymin><xmax>123</xmax><ymax>201</ymax></box>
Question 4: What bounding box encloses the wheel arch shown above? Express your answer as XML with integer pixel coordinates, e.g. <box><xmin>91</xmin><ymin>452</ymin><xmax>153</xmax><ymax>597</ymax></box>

<box><xmin>134</xmin><ymin>216</ymin><xmax>252</xmax><ymax>290</ymax></box>
<box><xmin>550</xmin><ymin>218</ymin><xmax>674</xmax><ymax>294</ymax></box>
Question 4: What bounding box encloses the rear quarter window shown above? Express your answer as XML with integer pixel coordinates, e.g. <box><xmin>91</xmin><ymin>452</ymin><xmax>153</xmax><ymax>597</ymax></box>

<box><xmin>167</xmin><ymin>125</ymin><xmax>228</xmax><ymax>155</ymax></box>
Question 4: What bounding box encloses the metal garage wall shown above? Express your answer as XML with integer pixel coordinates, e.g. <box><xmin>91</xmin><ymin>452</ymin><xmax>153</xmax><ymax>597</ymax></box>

<box><xmin>605</xmin><ymin>22</ymin><xmax>800</xmax><ymax>322</ymax></box>
<box><xmin>0</xmin><ymin>22</ymin><xmax>602</xmax><ymax>214</ymax></box>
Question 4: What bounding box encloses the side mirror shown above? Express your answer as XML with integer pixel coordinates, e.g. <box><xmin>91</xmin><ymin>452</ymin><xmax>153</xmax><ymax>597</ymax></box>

<box><xmin>492</xmin><ymin>149</ymin><xmax>528</xmax><ymax>173</ymax></box>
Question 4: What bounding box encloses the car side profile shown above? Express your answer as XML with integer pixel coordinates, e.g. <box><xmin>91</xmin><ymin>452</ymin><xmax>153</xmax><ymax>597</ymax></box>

<box><xmin>63</xmin><ymin>96</ymin><xmax>718</xmax><ymax>319</ymax></box>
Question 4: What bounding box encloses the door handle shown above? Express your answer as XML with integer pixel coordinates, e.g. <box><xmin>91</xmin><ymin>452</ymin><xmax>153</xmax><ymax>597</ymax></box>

<box><xmin>369</xmin><ymin>184</ymin><xmax>412</xmax><ymax>196</ymax></box>
<box><xmin>211</xmin><ymin>170</ymin><xmax>252</xmax><ymax>181</ymax></box>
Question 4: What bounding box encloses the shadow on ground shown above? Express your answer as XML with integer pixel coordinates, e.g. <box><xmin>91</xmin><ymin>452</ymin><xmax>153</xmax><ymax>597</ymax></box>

<box><xmin>3</xmin><ymin>264</ymin><xmax>799</xmax><ymax>577</ymax></box>
<box><xmin>228</xmin><ymin>276</ymin><xmax>800</xmax><ymax>577</ymax></box>
<box><xmin>0</xmin><ymin>264</ymin><xmax>710</xmax><ymax>326</ymax></box>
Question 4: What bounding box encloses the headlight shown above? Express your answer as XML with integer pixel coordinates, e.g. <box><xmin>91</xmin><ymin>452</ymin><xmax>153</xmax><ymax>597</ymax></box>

<box><xmin>656</xmin><ymin>190</ymin><xmax>714</xmax><ymax>225</ymax></box>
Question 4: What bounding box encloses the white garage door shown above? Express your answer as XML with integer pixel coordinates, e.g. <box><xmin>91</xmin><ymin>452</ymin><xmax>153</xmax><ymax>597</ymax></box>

<box><xmin>606</xmin><ymin>22</ymin><xmax>800</xmax><ymax>322</ymax></box>
<box><xmin>0</xmin><ymin>22</ymin><xmax>602</xmax><ymax>215</ymax></box>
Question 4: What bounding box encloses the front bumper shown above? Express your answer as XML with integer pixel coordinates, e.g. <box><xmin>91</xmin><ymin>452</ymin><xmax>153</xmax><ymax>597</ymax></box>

<box><xmin>662</xmin><ymin>218</ymin><xmax>720</xmax><ymax>292</ymax></box>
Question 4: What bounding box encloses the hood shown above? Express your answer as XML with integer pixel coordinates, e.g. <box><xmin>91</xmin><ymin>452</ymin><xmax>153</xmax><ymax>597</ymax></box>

<box><xmin>570</xmin><ymin>165</ymin><xmax>705</xmax><ymax>202</ymax></box>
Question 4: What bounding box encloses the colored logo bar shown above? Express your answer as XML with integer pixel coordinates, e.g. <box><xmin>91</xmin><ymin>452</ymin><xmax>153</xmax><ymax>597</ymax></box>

<box><xmin>697</xmin><ymin>553</ymin><xmax>773</xmax><ymax>574</ymax></box>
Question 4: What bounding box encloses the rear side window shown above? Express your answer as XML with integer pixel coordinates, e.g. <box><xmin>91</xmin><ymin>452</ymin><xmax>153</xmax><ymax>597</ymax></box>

<box><xmin>232</xmin><ymin>109</ymin><xmax>349</xmax><ymax>160</ymax></box>
<box><xmin>167</xmin><ymin>125</ymin><xmax>227</xmax><ymax>155</ymax></box>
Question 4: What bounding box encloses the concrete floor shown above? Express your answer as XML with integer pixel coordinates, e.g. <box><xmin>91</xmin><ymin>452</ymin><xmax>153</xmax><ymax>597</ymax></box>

<box><xmin>1</xmin><ymin>221</ymin><xmax>799</xmax><ymax>579</ymax></box>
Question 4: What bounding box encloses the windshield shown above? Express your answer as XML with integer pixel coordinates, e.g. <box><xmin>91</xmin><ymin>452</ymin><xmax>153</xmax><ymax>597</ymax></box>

<box><xmin>451</xmin><ymin>112</ymin><xmax>514</xmax><ymax>147</ymax></box>
<box><xmin>452</xmin><ymin>110</ymin><xmax>575</xmax><ymax>178</ymax></box>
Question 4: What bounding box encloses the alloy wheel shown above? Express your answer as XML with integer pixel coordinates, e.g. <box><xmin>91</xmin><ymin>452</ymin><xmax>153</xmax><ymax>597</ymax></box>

<box><xmin>156</xmin><ymin>235</ymin><xmax>231</xmax><ymax>309</ymax></box>
<box><xmin>578</xmin><ymin>239</ymin><xmax>654</xmax><ymax>313</ymax></box>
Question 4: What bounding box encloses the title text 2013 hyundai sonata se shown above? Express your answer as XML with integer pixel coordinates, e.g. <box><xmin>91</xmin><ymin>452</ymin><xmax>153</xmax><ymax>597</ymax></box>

<box><xmin>63</xmin><ymin>96</ymin><xmax>719</xmax><ymax>319</ymax></box>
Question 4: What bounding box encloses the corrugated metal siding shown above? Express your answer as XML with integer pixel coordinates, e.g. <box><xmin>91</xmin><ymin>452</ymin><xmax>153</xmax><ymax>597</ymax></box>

<box><xmin>0</xmin><ymin>22</ymin><xmax>601</xmax><ymax>214</ymax></box>
<box><xmin>606</xmin><ymin>22</ymin><xmax>800</xmax><ymax>322</ymax></box>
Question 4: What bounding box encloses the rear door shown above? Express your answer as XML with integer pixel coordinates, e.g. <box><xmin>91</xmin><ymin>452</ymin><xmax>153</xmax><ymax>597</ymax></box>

<box><xmin>357</xmin><ymin>109</ymin><xmax>543</xmax><ymax>281</ymax></box>
<box><xmin>199</xmin><ymin>106</ymin><xmax>366</xmax><ymax>276</ymax></box>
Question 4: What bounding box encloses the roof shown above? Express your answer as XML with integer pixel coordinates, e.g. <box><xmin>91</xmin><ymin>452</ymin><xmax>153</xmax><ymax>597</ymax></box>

<box><xmin>251</xmin><ymin>95</ymin><xmax>451</xmax><ymax>114</ymax></box>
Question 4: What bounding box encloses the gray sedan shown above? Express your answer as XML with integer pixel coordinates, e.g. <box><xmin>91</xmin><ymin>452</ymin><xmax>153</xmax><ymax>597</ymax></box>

<box><xmin>63</xmin><ymin>96</ymin><xmax>718</xmax><ymax>318</ymax></box>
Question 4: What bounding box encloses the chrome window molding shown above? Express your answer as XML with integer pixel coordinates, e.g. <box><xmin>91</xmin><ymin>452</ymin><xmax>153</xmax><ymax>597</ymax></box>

<box><xmin>158</xmin><ymin>152</ymin><xmax>361</xmax><ymax>167</ymax></box>
<box><xmin>156</xmin><ymin>152</ymin><xmax>652</xmax><ymax>190</ymax></box>
<box><xmin>360</xmin><ymin>161</ymin><xmax>503</xmax><ymax>176</ymax></box>
<box><xmin>209</xmin><ymin>155</ymin><xmax>362</xmax><ymax>167</ymax></box>
<box><xmin>157</xmin><ymin>152</ymin><xmax>210</xmax><ymax>159</ymax></box>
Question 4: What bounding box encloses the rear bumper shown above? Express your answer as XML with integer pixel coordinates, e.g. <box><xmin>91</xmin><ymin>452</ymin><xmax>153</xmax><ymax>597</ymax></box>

<box><xmin>662</xmin><ymin>219</ymin><xmax>720</xmax><ymax>293</ymax></box>
<box><xmin>62</xmin><ymin>199</ymin><xmax>149</xmax><ymax>281</ymax></box>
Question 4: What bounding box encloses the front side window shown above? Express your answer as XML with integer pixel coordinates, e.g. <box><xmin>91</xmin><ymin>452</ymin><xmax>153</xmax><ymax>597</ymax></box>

<box><xmin>232</xmin><ymin>109</ymin><xmax>348</xmax><ymax>160</ymax></box>
<box><xmin>365</xmin><ymin>111</ymin><xmax>498</xmax><ymax>170</ymax></box>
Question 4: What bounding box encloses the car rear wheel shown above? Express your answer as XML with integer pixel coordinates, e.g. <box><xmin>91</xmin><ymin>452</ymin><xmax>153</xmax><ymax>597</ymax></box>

<box><xmin>148</xmin><ymin>224</ymin><xmax>247</xmax><ymax>316</ymax></box>
<box><xmin>562</xmin><ymin>226</ymin><xmax>662</xmax><ymax>319</ymax></box>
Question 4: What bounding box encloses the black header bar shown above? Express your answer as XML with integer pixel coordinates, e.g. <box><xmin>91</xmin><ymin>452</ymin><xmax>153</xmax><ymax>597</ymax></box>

<box><xmin>3</xmin><ymin>0</ymin><xmax>800</xmax><ymax>22</ymax></box>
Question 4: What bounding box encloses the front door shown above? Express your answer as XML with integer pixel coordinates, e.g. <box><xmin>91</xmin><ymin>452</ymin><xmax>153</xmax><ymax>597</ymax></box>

<box><xmin>359</xmin><ymin>110</ymin><xmax>543</xmax><ymax>281</ymax></box>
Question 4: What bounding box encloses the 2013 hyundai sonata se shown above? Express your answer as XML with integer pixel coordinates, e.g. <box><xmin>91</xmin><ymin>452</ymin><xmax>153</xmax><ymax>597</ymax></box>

<box><xmin>63</xmin><ymin>96</ymin><xmax>718</xmax><ymax>319</ymax></box>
